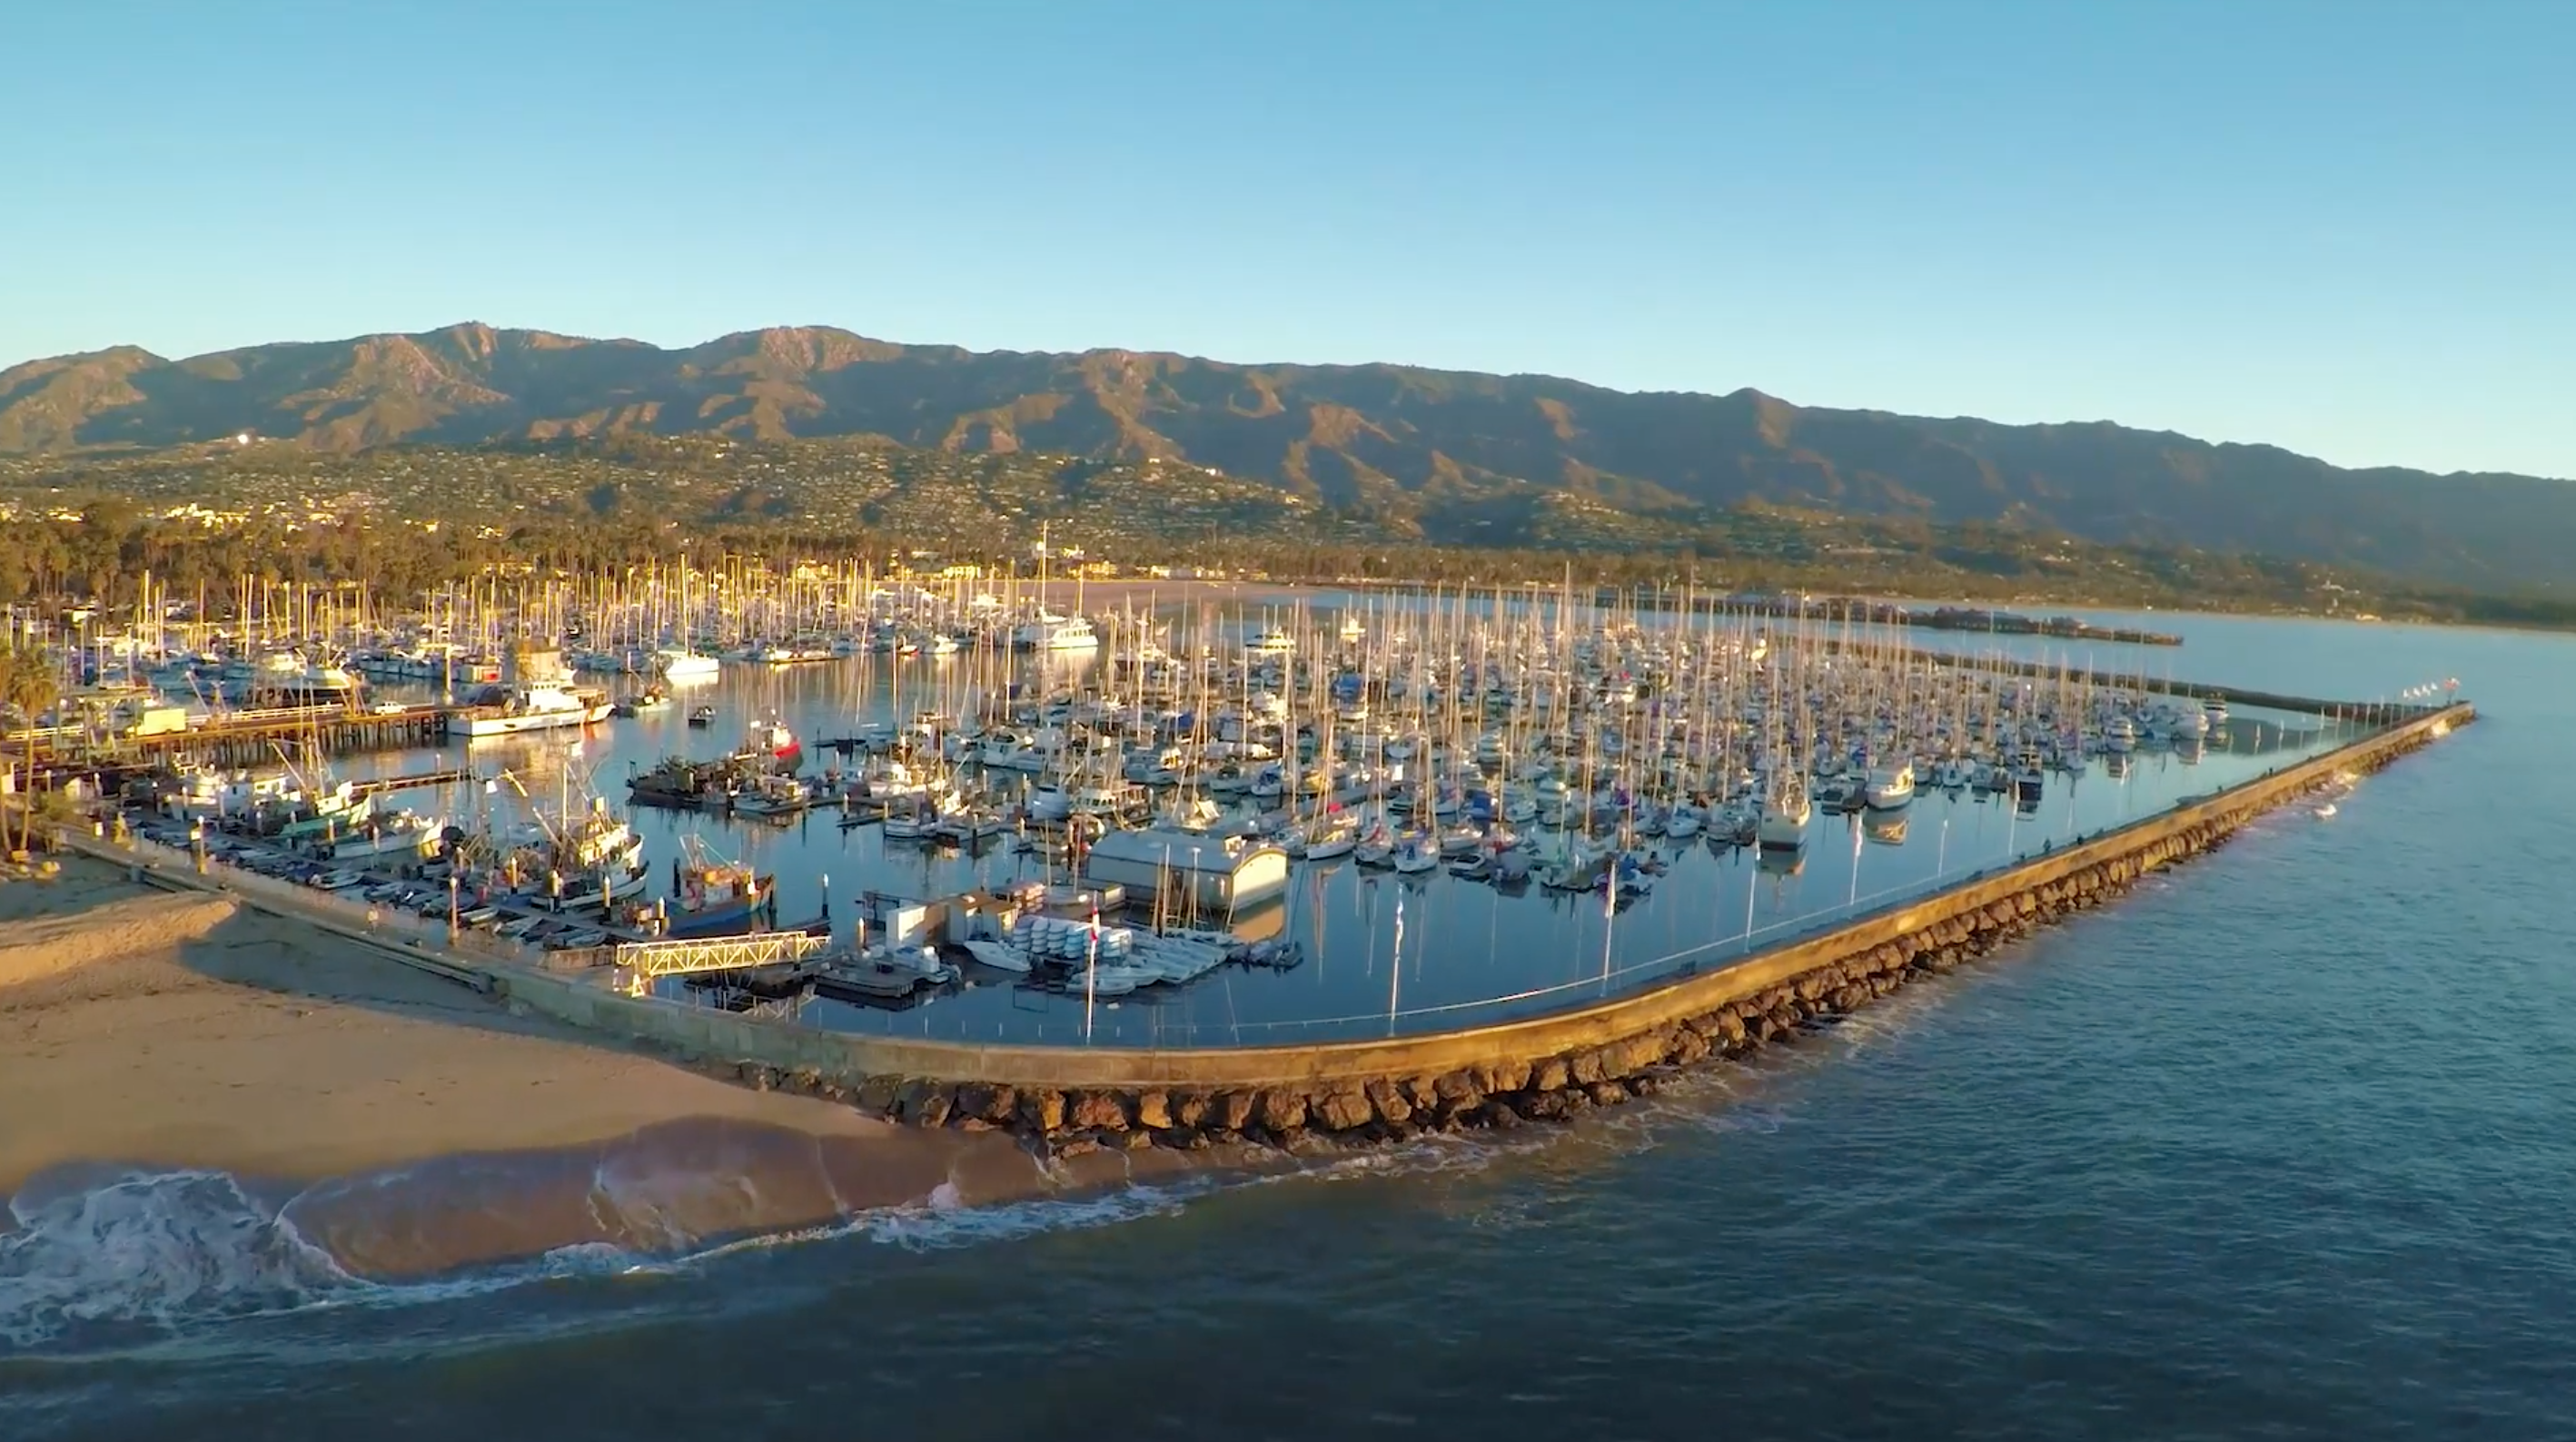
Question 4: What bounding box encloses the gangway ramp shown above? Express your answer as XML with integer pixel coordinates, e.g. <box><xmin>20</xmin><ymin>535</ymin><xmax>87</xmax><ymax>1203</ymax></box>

<box><xmin>551</xmin><ymin>931</ymin><xmax>828</xmax><ymax>980</ymax></box>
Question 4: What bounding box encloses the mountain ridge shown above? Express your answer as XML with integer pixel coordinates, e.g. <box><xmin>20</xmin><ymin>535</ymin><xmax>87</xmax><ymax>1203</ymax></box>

<box><xmin>2</xmin><ymin>321</ymin><xmax>2567</xmax><ymax>588</ymax></box>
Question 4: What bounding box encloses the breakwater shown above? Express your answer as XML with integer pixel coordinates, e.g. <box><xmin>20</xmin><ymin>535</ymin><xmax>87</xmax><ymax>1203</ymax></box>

<box><xmin>489</xmin><ymin>703</ymin><xmax>2472</xmax><ymax>1155</ymax></box>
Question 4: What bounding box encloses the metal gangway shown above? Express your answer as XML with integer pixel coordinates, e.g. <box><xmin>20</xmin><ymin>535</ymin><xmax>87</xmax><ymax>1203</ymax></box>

<box><xmin>550</xmin><ymin>930</ymin><xmax>829</xmax><ymax>980</ymax></box>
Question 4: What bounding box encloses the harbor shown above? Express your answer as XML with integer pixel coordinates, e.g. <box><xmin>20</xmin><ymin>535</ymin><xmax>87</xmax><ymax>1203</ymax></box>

<box><xmin>13</xmin><ymin>570</ymin><xmax>2472</xmax><ymax>1152</ymax></box>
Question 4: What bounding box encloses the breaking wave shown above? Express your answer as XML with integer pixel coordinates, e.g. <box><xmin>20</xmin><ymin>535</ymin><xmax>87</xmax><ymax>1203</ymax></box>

<box><xmin>0</xmin><ymin>1168</ymin><xmax>363</xmax><ymax>1352</ymax></box>
<box><xmin>0</xmin><ymin>1117</ymin><xmax>1558</xmax><ymax>1359</ymax></box>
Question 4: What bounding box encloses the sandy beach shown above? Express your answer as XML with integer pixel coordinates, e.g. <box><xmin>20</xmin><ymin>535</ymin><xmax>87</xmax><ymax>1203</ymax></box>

<box><xmin>0</xmin><ymin>858</ymin><xmax>1025</xmax><ymax>1247</ymax></box>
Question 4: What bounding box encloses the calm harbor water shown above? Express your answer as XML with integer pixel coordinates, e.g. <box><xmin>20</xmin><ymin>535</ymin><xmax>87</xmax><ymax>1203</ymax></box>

<box><xmin>6</xmin><ymin>609</ymin><xmax>2572</xmax><ymax>1439</ymax></box>
<box><xmin>322</xmin><ymin>624</ymin><xmax>2340</xmax><ymax>1047</ymax></box>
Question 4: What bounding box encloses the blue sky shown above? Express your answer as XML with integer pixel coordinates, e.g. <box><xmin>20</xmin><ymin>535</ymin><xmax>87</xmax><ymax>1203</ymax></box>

<box><xmin>4</xmin><ymin>0</ymin><xmax>2567</xmax><ymax>478</ymax></box>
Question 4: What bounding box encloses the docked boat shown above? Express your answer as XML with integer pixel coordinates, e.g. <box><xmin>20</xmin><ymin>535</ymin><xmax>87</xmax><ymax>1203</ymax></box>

<box><xmin>504</xmin><ymin>805</ymin><xmax>650</xmax><ymax>911</ymax></box>
<box><xmin>749</xmin><ymin>716</ymin><xmax>803</xmax><ymax>768</ymax></box>
<box><xmin>1013</xmin><ymin>612</ymin><xmax>1100</xmax><ymax>651</ymax></box>
<box><xmin>611</xmin><ymin>686</ymin><xmax>670</xmax><ymax>717</ymax></box>
<box><xmin>653</xmin><ymin>647</ymin><xmax>722</xmax><ymax>682</ymax></box>
<box><xmin>314</xmin><ymin>808</ymin><xmax>447</xmax><ymax>861</ymax></box>
<box><xmin>822</xmin><ymin>945</ymin><xmax>957</xmax><ymax>998</ymax></box>
<box><xmin>2104</xmin><ymin>716</ymin><xmax>2138</xmax><ymax>754</ymax></box>
<box><xmin>729</xmin><ymin>771</ymin><xmax>813</xmax><ymax>818</ymax></box>
<box><xmin>1863</xmin><ymin>760</ymin><xmax>1917</xmax><ymax>810</ymax></box>
<box><xmin>2013</xmin><ymin>750</ymin><xmax>2047</xmax><ymax>806</ymax></box>
<box><xmin>1756</xmin><ymin>781</ymin><xmax>1813</xmax><ymax>852</ymax></box>
<box><xmin>447</xmin><ymin>682</ymin><xmax>611</xmax><ymax>737</ymax></box>
<box><xmin>661</xmin><ymin>847</ymin><xmax>777</xmax><ymax>938</ymax></box>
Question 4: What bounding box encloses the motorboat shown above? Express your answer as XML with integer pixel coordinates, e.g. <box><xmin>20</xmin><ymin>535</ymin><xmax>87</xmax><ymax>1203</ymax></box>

<box><xmin>1756</xmin><ymin>782</ymin><xmax>1813</xmax><ymax>851</ymax></box>
<box><xmin>827</xmin><ymin>945</ymin><xmax>957</xmax><ymax>998</ymax></box>
<box><xmin>1863</xmin><ymin>761</ymin><xmax>1917</xmax><ymax>810</ymax></box>
<box><xmin>654</xmin><ymin>648</ymin><xmax>722</xmax><ymax>682</ymax></box>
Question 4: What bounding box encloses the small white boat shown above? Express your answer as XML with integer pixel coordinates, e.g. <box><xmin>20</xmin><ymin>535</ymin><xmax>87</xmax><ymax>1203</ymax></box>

<box><xmin>962</xmin><ymin>938</ymin><xmax>1031</xmax><ymax>973</ymax></box>
<box><xmin>832</xmin><ymin>945</ymin><xmax>956</xmax><ymax>997</ymax></box>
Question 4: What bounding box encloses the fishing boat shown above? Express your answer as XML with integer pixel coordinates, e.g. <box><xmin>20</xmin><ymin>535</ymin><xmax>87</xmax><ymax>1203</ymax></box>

<box><xmin>502</xmin><ymin>805</ymin><xmax>650</xmax><ymax>911</ymax></box>
<box><xmin>750</xmin><ymin>716</ymin><xmax>803</xmax><ymax>768</ymax></box>
<box><xmin>662</xmin><ymin>843</ymin><xmax>777</xmax><ymax>938</ymax></box>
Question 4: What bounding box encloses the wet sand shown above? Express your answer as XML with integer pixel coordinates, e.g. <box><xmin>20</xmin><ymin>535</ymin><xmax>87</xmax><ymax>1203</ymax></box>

<box><xmin>0</xmin><ymin>858</ymin><xmax>996</xmax><ymax>1211</ymax></box>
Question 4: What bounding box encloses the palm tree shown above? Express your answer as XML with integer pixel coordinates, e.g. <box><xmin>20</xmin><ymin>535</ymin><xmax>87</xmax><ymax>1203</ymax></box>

<box><xmin>0</xmin><ymin>645</ymin><xmax>23</xmax><ymax>855</ymax></box>
<box><xmin>0</xmin><ymin>644</ymin><xmax>58</xmax><ymax>854</ymax></box>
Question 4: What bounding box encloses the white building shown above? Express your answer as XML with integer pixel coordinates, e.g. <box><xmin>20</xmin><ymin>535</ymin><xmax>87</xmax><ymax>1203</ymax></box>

<box><xmin>1080</xmin><ymin>826</ymin><xmax>1290</xmax><ymax>915</ymax></box>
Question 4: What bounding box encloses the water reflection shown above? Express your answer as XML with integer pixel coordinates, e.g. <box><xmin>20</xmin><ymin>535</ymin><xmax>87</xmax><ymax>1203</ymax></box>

<box><xmin>332</xmin><ymin>647</ymin><xmax>2339</xmax><ymax>1048</ymax></box>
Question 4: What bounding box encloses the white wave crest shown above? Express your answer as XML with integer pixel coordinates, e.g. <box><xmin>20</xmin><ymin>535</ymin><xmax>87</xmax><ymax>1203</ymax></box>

<box><xmin>0</xmin><ymin>1170</ymin><xmax>362</xmax><ymax>1351</ymax></box>
<box><xmin>0</xmin><ymin>1127</ymin><xmax>1560</xmax><ymax>1356</ymax></box>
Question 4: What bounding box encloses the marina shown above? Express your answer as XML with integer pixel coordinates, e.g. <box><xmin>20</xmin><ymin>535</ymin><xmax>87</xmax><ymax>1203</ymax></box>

<box><xmin>15</xmin><ymin>572</ymin><xmax>2457</xmax><ymax>1072</ymax></box>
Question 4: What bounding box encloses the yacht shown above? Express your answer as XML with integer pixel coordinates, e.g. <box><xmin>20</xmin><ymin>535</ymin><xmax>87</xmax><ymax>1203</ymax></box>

<box><xmin>1245</xmin><ymin>627</ymin><xmax>1296</xmax><ymax>655</ymax></box>
<box><xmin>241</xmin><ymin>648</ymin><xmax>362</xmax><ymax>704</ymax></box>
<box><xmin>1013</xmin><ymin>611</ymin><xmax>1099</xmax><ymax>651</ymax></box>
<box><xmin>449</xmin><ymin>682</ymin><xmax>611</xmax><ymax>737</ymax></box>
<box><xmin>2104</xmin><ymin>716</ymin><xmax>2138</xmax><ymax>754</ymax></box>
<box><xmin>1863</xmin><ymin>761</ymin><xmax>1916</xmax><ymax>810</ymax></box>
<box><xmin>653</xmin><ymin>647</ymin><xmax>721</xmax><ymax>682</ymax></box>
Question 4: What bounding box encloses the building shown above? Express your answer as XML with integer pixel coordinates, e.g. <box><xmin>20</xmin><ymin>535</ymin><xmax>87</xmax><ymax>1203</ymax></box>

<box><xmin>1080</xmin><ymin>825</ymin><xmax>1291</xmax><ymax>915</ymax></box>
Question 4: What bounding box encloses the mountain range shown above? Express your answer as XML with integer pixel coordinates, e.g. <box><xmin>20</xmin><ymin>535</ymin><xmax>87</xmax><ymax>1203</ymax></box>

<box><xmin>2</xmin><ymin>322</ymin><xmax>2566</xmax><ymax>589</ymax></box>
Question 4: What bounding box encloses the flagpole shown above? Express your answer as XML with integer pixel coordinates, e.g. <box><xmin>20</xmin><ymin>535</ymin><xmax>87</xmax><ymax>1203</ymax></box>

<box><xmin>1084</xmin><ymin>899</ymin><xmax>1100</xmax><ymax>1042</ymax></box>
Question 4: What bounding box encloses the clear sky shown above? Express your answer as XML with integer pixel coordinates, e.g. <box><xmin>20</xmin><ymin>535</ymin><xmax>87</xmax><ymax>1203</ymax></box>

<box><xmin>4</xmin><ymin>0</ymin><xmax>2568</xmax><ymax>478</ymax></box>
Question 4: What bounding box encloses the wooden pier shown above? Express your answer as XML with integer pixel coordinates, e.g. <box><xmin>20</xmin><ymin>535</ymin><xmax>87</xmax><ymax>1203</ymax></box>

<box><xmin>3</xmin><ymin>702</ymin><xmax>455</xmax><ymax>772</ymax></box>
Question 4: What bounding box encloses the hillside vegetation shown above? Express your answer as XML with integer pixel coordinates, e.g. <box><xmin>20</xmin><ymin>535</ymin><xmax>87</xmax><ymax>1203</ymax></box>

<box><xmin>5</xmin><ymin>323</ymin><xmax>2569</xmax><ymax>589</ymax></box>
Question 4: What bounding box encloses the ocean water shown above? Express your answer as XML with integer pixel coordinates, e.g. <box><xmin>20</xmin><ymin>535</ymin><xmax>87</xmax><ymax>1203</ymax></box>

<box><xmin>7</xmin><ymin>611</ymin><xmax>2575</xmax><ymax>1439</ymax></box>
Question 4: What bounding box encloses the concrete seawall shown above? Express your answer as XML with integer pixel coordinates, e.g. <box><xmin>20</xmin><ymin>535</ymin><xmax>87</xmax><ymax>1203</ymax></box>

<box><xmin>490</xmin><ymin>703</ymin><xmax>2472</xmax><ymax>1153</ymax></box>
